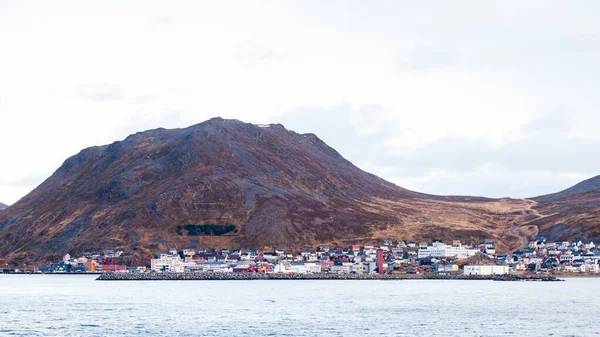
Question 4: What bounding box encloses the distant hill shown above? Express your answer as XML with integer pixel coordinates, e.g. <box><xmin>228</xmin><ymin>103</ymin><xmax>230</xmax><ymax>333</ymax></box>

<box><xmin>0</xmin><ymin>118</ymin><xmax>598</xmax><ymax>265</ymax></box>
<box><xmin>527</xmin><ymin>176</ymin><xmax>600</xmax><ymax>242</ymax></box>
<box><xmin>536</xmin><ymin>175</ymin><xmax>600</xmax><ymax>203</ymax></box>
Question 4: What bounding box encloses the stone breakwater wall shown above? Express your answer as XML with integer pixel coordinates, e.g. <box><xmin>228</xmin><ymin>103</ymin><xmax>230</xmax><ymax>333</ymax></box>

<box><xmin>97</xmin><ymin>272</ymin><xmax>407</xmax><ymax>281</ymax></box>
<box><xmin>491</xmin><ymin>274</ymin><xmax>563</xmax><ymax>282</ymax></box>
<box><xmin>96</xmin><ymin>272</ymin><xmax>562</xmax><ymax>281</ymax></box>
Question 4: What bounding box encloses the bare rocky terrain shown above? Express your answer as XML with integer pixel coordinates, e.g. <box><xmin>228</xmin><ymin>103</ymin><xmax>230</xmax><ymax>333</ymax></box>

<box><xmin>0</xmin><ymin>118</ymin><xmax>597</xmax><ymax>265</ymax></box>
<box><xmin>528</xmin><ymin>176</ymin><xmax>600</xmax><ymax>243</ymax></box>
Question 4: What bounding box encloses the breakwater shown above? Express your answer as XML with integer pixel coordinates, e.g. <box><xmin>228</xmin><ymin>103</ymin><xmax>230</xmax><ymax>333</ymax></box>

<box><xmin>96</xmin><ymin>272</ymin><xmax>562</xmax><ymax>281</ymax></box>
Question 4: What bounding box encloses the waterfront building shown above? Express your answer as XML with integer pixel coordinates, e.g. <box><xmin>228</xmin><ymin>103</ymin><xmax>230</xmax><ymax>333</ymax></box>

<box><xmin>304</xmin><ymin>263</ymin><xmax>321</xmax><ymax>274</ymax></box>
<box><xmin>376</xmin><ymin>249</ymin><xmax>384</xmax><ymax>274</ymax></box>
<box><xmin>463</xmin><ymin>265</ymin><xmax>509</xmax><ymax>276</ymax></box>
<box><xmin>84</xmin><ymin>260</ymin><xmax>98</xmax><ymax>272</ymax></box>
<box><xmin>151</xmin><ymin>253</ymin><xmax>184</xmax><ymax>273</ymax></box>
<box><xmin>101</xmin><ymin>261</ymin><xmax>127</xmax><ymax>272</ymax></box>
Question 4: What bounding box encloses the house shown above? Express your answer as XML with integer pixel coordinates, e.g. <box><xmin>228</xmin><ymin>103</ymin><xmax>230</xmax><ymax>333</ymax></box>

<box><xmin>251</xmin><ymin>263</ymin><xmax>273</xmax><ymax>273</ymax></box>
<box><xmin>203</xmin><ymin>263</ymin><xmax>232</xmax><ymax>273</ymax></box>
<box><xmin>560</xmin><ymin>254</ymin><xmax>574</xmax><ymax>263</ymax></box>
<box><xmin>304</xmin><ymin>263</ymin><xmax>321</xmax><ymax>274</ymax></box>
<box><xmin>330</xmin><ymin>262</ymin><xmax>347</xmax><ymax>274</ymax></box>
<box><xmin>432</xmin><ymin>263</ymin><xmax>458</xmax><ymax>273</ymax></box>
<box><xmin>84</xmin><ymin>260</ymin><xmax>99</xmax><ymax>272</ymax></box>
<box><xmin>306</xmin><ymin>253</ymin><xmax>318</xmax><ymax>262</ymax></box>
<box><xmin>232</xmin><ymin>262</ymin><xmax>255</xmax><ymax>273</ymax></box>
<box><xmin>274</xmin><ymin>262</ymin><xmax>289</xmax><ymax>273</ymax></box>
<box><xmin>317</xmin><ymin>246</ymin><xmax>330</xmax><ymax>252</ymax></box>
<box><xmin>366</xmin><ymin>261</ymin><xmax>378</xmax><ymax>274</ymax></box>
<box><xmin>353</xmin><ymin>262</ymin><xmax>367</xmax><ymax>274</ymax></box>
<box><xmin>289</xmin><ymin>262</ymin><xmax>309</xmax><ymax>274</ymax></box>
<box><xmin>182</xmin><ymin>249</ymin><xmax>196</xmax><ymax>257</ymax></box>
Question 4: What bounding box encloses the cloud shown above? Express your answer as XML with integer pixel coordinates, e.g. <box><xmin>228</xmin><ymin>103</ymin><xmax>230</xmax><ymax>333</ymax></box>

<box><xmin>276</xmin><ymin>104</ymin><xmax>600</xmax><ymax>199</ymax></box>
<box><xmin>77</xmin><ymin>83</ymin><xmax>125</xmax><ymax>102</ymax></box>
<box><xmin>2</xmin><ymin>1</ymin><xmax>600</xmax><ymax>204</ymax></box>
<box><xmin>400</xmin><ymin>44</ymin><xmax>454</xmax><ymax>71</ymax></box>
<box><xmin>234</xmin><ymin>42</ymin><xmax>285</xmax><ymax>68</ymax></box>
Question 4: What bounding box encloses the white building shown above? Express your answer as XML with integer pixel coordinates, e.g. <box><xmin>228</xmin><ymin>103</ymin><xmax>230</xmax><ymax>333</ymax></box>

<box><xmin>352</xmin><ymin>262</ymin><xmax>367</xmax><ymax>274</ymax></box>
<box><xmin>304</xmin><ymin>263</ymin><xmax>322</xmax><ymax>274</ymax></box>
<box><xmin>151</xmin><ymin>253</ymin><xmax>185</xmax><ymax>273</ymax></box>
<box><xmin>418</xmin><ymin>244</ymin><xmax>480</xmax><ymax>259</ymax></box>
<box><xmin>274</xmin><ymin>262</ymin><xmax>316</xmax><ymax>274</ymax></box>
<box><xmin>182</xmin><ymin>249</ymin><xmax>195</xmax><ymax>257</ymax></box>
<box><xmin>292</xmin><ymin>263</ymin><xmax>312</xmax><ymax>274</ymax></box>
<box><xmin>560</xmin><ymin>254</ymin><xmax>574</xmax><ymax>262</ymax></box>
<box><xmin>274</xmin><ymin>263</ymin><xmax>288</xmax><ymax>273</ymax></box>
<box><xmin>464</xmin><ymin>265</ymin><xmax>509</xmax><ymax>276</ymax></box>
<box><xmin>330</xmin><ymin>262</ymin><xmax>353</xmax><ymax>274</ymax></box>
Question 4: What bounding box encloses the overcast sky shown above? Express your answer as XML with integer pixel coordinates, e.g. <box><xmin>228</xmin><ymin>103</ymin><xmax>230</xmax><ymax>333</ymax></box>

<box><xmin>1</xmin><ymin>1</ymin><xmax>600</xmax><ymax>205</ymax></box>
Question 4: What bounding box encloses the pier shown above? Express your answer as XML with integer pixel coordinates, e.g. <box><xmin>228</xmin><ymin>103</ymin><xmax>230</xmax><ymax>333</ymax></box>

<box><xmin>96</xmin><ymin>272</ymin><xmax>563</xmax><ymax>281</ymax></box>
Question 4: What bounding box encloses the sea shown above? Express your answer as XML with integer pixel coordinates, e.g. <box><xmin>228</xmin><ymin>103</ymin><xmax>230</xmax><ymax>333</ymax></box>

<box><xmin>0</xmin><ymin>275</ymin><xmax>598</xmax><ymax>337</ymax></box>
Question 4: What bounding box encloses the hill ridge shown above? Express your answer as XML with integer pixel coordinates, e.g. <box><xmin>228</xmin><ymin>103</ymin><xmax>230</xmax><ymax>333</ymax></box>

<box><xmin>0</xmin><ymin>118</ymin><xmax>598</xmax><ymax>265</ymax></box>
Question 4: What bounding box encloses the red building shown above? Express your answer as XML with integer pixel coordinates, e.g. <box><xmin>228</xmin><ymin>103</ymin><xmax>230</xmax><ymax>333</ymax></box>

<box><xmin>101</xmin><ymin>261</ymin><xmax>127</xmax><ymax>272</ymax></box>
<box><xmin>376</xmin><ymin>249</ymin><xmax>384</xmax><ymax>274</ymax></box>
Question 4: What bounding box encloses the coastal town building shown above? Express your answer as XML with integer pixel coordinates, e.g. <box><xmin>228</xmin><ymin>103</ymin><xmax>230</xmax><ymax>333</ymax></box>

<box><xmin>21</xmin><ymin>236</ymin><xmax>599</xmax><ymax>277</ymax></box>
<box><xmin>151</xmin><ymin>252</ymin><xmax>185</xmax><ymax>273</ymax></box>
<box><xmin>464</xmin><ymin>265</ymin><xmax>509</xmax><ymax>276</ymax></box>
<box><xmin>417</xmin><ymin>242</ymin><xmax>480</xmax><ymax>259</ymax></box>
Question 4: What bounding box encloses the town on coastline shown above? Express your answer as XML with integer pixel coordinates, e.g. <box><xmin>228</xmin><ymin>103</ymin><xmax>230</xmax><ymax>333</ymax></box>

<box><xmin>4</xmin><ymin>237</ymin><xmax>598</xmax><ymax>278</ymax></box>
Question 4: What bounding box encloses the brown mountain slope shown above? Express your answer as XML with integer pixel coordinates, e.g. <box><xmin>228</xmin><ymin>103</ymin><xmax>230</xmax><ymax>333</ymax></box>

<box><xmin>0</xmin><ymin>118</ymin><xmax>592</xmax><ymax>265</ymax></box>
<box><xmin>522</xmin><ymin>176</ymin><xmax>600</xmax><ymax>242</ymax></box>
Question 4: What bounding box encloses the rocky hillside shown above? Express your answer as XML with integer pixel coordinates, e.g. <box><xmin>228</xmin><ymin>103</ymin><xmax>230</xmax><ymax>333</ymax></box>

<box><xmin>0</xmin><ymin>118</ymin><xmax>597</xmax><ymax>265</ymax></box>
<box><xmin>0</xmin><ymin>118</ymin><xmax>422</xmax><ymax>264</ymax></box>
<box><xmin>0</xmin><ymin>202</ymin><xmax>7</xmax><ymax>210</ymax></box>
<box><xmin>524</xmin><ymin>176</ymin><xmax>600</xmax><ymax>242</ymax></box>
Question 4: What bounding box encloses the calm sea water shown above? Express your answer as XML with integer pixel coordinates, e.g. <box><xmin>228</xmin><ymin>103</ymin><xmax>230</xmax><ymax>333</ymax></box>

<box><xmin>0</xmin><ymin>275</ymin><xmax>598</xmax><ymax>337</ymax></box>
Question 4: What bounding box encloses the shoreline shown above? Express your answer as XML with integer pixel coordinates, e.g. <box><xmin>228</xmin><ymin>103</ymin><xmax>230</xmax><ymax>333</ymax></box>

<box><xmin>95</xmin><ymin>272</ymin><xmax>563</xmax><ymax>282</ymax></box>
<box><xmin>0</xmin><ymin>272</ymin><xmax>102</xmax><ymax>275</ymax></box>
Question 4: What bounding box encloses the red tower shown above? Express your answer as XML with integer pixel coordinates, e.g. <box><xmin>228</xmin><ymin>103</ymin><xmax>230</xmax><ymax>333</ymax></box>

<box><xmin>376</xmin><ymin>249</ymin><xmax>384</xmax><ymax>274</ymax></box>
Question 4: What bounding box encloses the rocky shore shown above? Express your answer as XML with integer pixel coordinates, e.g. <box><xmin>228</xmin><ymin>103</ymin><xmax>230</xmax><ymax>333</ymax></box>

<box><xmin>491</xmin><ymin>274</ymin><xmax>563</xmax><ymax>282</ymax></box>
<box><xmin>96</xmin><ymin>272</ymin><xmax>563</xmax><ymax>281</ymax></box>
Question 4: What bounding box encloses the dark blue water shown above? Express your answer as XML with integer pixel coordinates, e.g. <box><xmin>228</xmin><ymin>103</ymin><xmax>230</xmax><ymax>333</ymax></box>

<box><xmin>0</xmin><ymin>275</ymin><xmax>598</xmax><ymax>336</ymax></box>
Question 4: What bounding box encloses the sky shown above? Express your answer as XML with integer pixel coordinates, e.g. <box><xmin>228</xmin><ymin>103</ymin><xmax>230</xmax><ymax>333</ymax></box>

<box><xmin>1</xmin><ymin>1</ymin><xmax>600</xmax><ymax>205</ymax></box>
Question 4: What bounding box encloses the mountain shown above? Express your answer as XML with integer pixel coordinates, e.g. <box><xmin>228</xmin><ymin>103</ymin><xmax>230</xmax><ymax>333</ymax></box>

<box><xmin>0</xmin><ymin>202</ymin><xmax>7</xmax><ymax>210</ymax></box>
<box><xmin>536</xmin><ymin>175</ymin><xmax>600</xmax><ymax>203</ymax></box>
<box><xmin>0</xmin><ymin>118</ymin><xmax>597</xmax><ymax>265</ymax></box>
<box><xmin>525</xmin><ymin>176</ymin><xmax>600</xmax><ymax>242</ymax></box>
